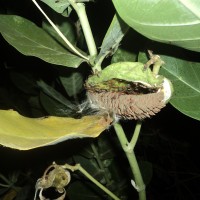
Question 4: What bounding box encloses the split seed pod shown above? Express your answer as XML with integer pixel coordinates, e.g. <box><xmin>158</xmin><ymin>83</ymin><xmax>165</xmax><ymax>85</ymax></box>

<box><xmin>86</xmin><ymin>62</ymin><xmax>173</xmax><ymax>120</ymax></box>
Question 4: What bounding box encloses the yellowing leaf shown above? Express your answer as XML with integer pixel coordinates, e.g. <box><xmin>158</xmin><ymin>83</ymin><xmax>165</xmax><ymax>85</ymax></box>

<box><xmin>0</xmin><ymin>110</ymin><xmax>111</xmax><ymax>150</ymax></box>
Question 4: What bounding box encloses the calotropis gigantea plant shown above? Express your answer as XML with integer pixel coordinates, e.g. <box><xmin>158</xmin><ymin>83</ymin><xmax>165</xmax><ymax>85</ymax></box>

<box><xmin>0</xmin><ymin>0</ymin><xmax>200</xmax><ymax>199</ymax></box>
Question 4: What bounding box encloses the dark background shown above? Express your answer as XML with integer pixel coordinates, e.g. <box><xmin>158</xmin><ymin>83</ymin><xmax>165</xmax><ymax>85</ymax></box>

<box><xmin>0</xmin><ymin>0</ymin><xmax>200</xmax><ymax>199</ymax></box>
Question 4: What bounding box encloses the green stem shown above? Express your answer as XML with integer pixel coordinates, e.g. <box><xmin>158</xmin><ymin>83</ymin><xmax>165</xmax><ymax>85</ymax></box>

<box><xmin>152</xmin><ymin>59</ymin><xmax>163</xmax><ymax>75</ymax></box>
<box><xmin>69</xmin><ymin>1</ymin><xmax>97</xmax><ymax>57</ymax></box>
<box><xmin>69</xmin><ymin>0</ymin><xmax>102</xmax><ymax>72</ymax></box>
<box><xmin>129</xmin><ymin>121</ymin><xmax>142</xmax><ymax>150</ymax></box>
<box><xmin>128</xmin><ymin>152</ymin><xmax>146</xmax><ymax>200</ymax></box>
<box><xmin>63</xmin><ymin>163</ymin><xmax>120</xmax><ymax>200</ymax></box>
<box><xmin>93</xmin><ymin>56</ymin><xmax>104</xmax><ymax>72</ymax></box>
<box><xmin>147</xmin><ymin>50</ymin><xmax>164</xmax><ymax>75</ymax></box>
<box><xmin>113</xmin><ymin>122</ymin><xmax>146</xmax><ymax>200</ymax></box>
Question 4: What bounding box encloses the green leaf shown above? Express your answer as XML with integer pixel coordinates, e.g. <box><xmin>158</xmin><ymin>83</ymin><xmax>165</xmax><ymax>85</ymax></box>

<box><xmin>0</xmin><ymin>15</ymin><xmax>85</xmax><ymax>67</ymax></box>
<box><xmin>160</xmin><ymin>55</ymin><xmax>200</xmax><ymax>120</ymax></box>
<box><xmin>41</xmin><ymin>0</ymin><xmax>72</xmax><ymax>17</ymax></box>
<box><xmin>0</xmin><ymin>109</ymin><xmax>111</xmax><ymax>150</ymax></box>
<box><xmin>37</xmin><ymin>80</ymin><xmax>75</xmax><ymax>111</ymax></box>
<box><xmin>39</xmin><ymin>91</ymin><xmax>73</xmax><ymax>116</ymax></box>
<box><xmin>95</xmin><ymin>14</ymin><xmax>129</xmax><ymax>64</ymax></box>
<box><xmin>137</xmin><ymin>52</ymin><xmax>148</xmax><ymax>64</ymax></box>
<box><xmin>59</xmin><ymin>72</ymin><xmax>84</xmax><ymax>97</ymax></box>
<box><xmin>111</xmin><ymin>47</ymin><xmax>137</xmax><ymax>63</ymax></box>
<box><xmin>87</xmin><ymin>62</ymin><xmax>164</xmax><ymax>87</ymax></box>
<box><xmin>112</xmin><ymin>0</ymin><xmax>200</xmax><ymax>52</ymax></box>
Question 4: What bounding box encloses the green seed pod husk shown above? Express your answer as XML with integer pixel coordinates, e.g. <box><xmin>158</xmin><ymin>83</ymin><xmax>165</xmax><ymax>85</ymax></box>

<box><xmin>87</xmin><ymin>62</ymin><xmax>164</xmax><ymax>88</ymax></box>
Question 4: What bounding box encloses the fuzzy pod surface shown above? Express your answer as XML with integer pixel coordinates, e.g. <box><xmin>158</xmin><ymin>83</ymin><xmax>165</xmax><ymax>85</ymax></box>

<box><xmin>86</xmin><ymin>62</ymin><xmax>173</xmax><ymax>120</ymax></box>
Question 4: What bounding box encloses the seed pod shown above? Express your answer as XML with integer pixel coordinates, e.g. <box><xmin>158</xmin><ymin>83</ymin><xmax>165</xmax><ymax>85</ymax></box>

<box><xmin>86</xmin><ymin>62</ymin><xmax>173</xmax><ymax>120</ymax></box>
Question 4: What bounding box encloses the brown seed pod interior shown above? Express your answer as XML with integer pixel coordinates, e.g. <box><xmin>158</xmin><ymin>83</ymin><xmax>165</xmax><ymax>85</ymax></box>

<box><xmin>87</xmin><ymin>90</ymin><xmax>165</xmax><ymax>120</ymax></box>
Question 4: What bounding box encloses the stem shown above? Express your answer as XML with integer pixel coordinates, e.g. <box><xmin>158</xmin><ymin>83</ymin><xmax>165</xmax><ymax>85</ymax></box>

<box><xmin>69</xmin><ymin>0</ymin><xmax>102</xmax><ymax>72</ymax></box>
<box><xmin>152</xmin><ymin>59</ymin><xmax>163</xmax><ymax>75</ymax></box>
<box><xmin>129</xmin><ymin>121</ymin><xmax>142</xmax><ymax>150</ymax></box>
<box><xmin>128</xmin><ymin>152</ymin><xmax>146</xmax><ymax>200</ymax></box>
<box><xmin>69</xmin><ymin>1</ymin><xmax>97</xmax><ymax>57</ymax></box>
<box><xmin>94</xmin><ymin>54</ymin><xmax>106</xmax><ymax>72</ymax></box>
<box><xmin>0</xmin><ymin>183</ymin><xmax>10</xmax><ymax>187</ymax></box>
<box><xmin>113</xmin><ymin>122</ymin><xmax>146</xmax><ymax>200</ymax></box>
<box><xmin>63</xmin><ymin>163</ymin><xmax>120</xmax><ymax>200</ymax></box>
<box><xmin>146</xmin><ymin>50</ymin><xmax>164</xmax><ymax>75</ymax></box>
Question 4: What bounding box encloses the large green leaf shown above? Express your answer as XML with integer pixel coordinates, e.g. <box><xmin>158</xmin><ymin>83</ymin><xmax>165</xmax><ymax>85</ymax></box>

<box><xmin>112</xmin><ymin>0</ymin><xmax>200</xmax><ymax>52</ymax></box>
<box><xmin>0</xmin><ymin>15</ymin><xmax>85</xmax><ymax>67</ymax></box>
<box><xmin>160</xmin><ymin>55</ymin><xmax>200</xmax><ymax>121</ymax></box>
<box><xmin>0</xmin><ymin>110</ymin><xmax>111</xmax><ymax>150</ymax></box>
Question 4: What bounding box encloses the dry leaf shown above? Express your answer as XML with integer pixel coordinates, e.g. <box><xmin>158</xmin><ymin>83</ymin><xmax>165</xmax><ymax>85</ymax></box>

<box><xmin>0</xmin><ymin>110</ymin><xmax>111</xmax><ymax>150</ymax></box>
